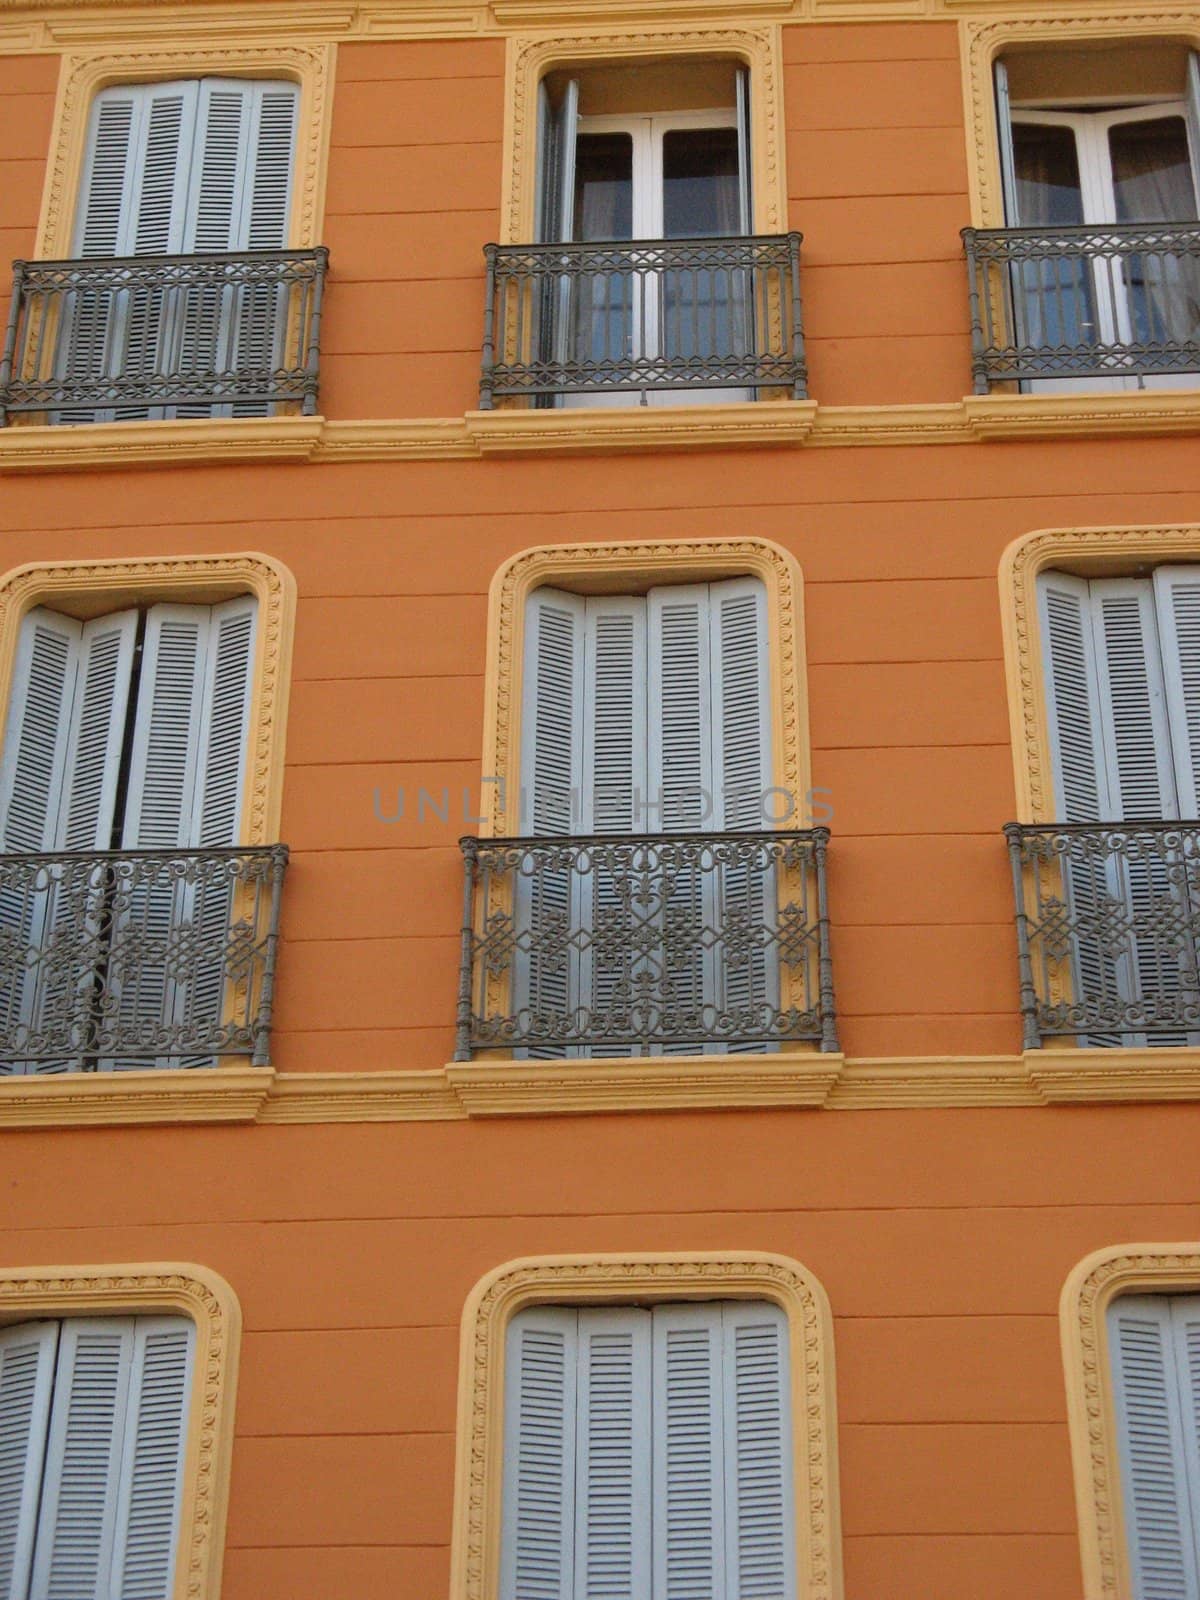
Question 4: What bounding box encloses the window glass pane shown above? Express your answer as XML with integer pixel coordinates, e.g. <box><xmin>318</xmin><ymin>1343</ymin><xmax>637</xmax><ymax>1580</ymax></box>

<box><xmin>573</xmin><ymin>133</ymin><xmax>633</xmax><ymax>241</ymax></box>
<box><xmin>662</xmin><ymin>126</ymin><xmax>740</xmax><ymax>238</ymax></box>
<box><xmin>1110</xmin><ymin>115</ymin><xmax>1197</xmax><ymax>222</ymax></box>
<box><xmin>1013</xmin><ymin>121</ymin><xmax>1084</xmax><ymax>225</ymax></box>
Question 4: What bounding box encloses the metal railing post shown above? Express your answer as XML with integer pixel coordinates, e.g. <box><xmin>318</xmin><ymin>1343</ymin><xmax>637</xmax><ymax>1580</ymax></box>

<box><xmin>961</xmin><ymin>228</ymin><xmax>991</xmax><ymax>395</ymax></box>
<box><xmin>0</xmin><ymin>260</ymin><xmax>26</xmax><ymax>428</ymax></box>
<box><xmin>479</xmin><ymin>245</ymin><xmax>498</xmax><ymax>411</ymax></box>
<box><xmin>455</xmin><ymin>838</ymin><xmax>479</xmax><ymax>1061</ymax></box>
<box><xmin>301</xmin><ymin>247</ymin><xmax>328</xmax><ymax>417</ymax></box>
<box><xmin>252</xmin><ymin>844</ymin><xmax>290</xmax><ymax>1067</ymax></box>
<box><xmin>787</xmin><ymin>231</ymin><xmax>808</xmax><ymax>401</ymax></box>
<box><xmin>1004</xmin><ymin>823</ymin><xmax>1042</xmax><ymax>1051</ymax></box>
<box><xmin>812</xmin><ymin>825</ymin><xmax>840</xmax><ymax>1053</ymax></box>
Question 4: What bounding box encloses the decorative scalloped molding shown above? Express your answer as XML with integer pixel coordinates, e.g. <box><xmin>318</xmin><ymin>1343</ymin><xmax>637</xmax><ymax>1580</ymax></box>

<box><xmin>501</xmin><ymin>24</ymin><xmax>785</xmax><ymax>243</ymax></box>
<box><xmin>1061</xmin><ymin>1245</ymin><xmax>1200</xmax><ymax>1599</ymax></box>
<box><xmin>480</xmin><ymin>536</ymin><xmax>809</xmax><ymax>835</ymax></box>
<box><xmin>0</xmin><ymin>552</ymin><xmax>295</xmax><ymax>844</ymax></box>
<box><xmin>962</xmin><ymin>12</ymin><xmax>1200</xmax><ymax>228</ymax></box>
<box><xmin>0</xmin><ymin>1263</ymin><xmax>241</xmax><ymax>1600</ymax></box>
<box><xmin>999</xmin><ymin>524</ymin><xmax>1200</xmax><ymax>823</ymax></box>
<box><xmin>35</xmin><ymin>42</ymin><xmax>333</xmax><ymax>258</ymax></box>
<box><xmin>449</xmin><ymin>1252</ymin><xmax>842</xmax><ymax>1600</ymax></box>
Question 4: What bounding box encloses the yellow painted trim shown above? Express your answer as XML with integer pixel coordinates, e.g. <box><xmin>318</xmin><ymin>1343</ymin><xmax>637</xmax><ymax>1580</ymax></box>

<box><xmin>0</xmin><ymin>551</ymin><xmax>296</xmax><ymax>843</ymax></box>
<box><xmin>1060</xmin><ymin>1244</ymin><xmax>1200</xmax><ymax>1600</ymax></box>
<box><xmin>0</xmin><ymin>1262</ymin><xmax>241</xmax><ymax>1600</ymax></box>
<box><xmin>4</xmin><ymin>392</ymin><xmax>1200</xmax><ymax>473</ymax></box>
<box><xmin>449</xmin><ymin>1251</ymin><xmax>843</xmax><ymax>1600</ymax></box>
<box><xmin>12</xmin><ymin>1046</ymin><xmax>1200</xmax><ymax>1126</ymax></box>
<box><xmin>479</xmin><ymin>535</ymin><xmax>811</xmax><ymax>835</ymax></box>
<box><xmin>35</xmin><ymin>41</ymin><xmax>333</xmax><ymax>259</ymax></box>
<box><xmin>500</xmin><ymin>23</ymin><xmax>786</xmax><ymax>244</ymax></box>
<box><xmin>1000</xmin><ymin>523</ymin><xmax>1200</xmax><ymax>823</ymax></box>
<box><xmin>2</xmin><ymin>0</ymin><xmax>1194</xmax><ymax>54</ymax></box>
<box><xmin>962</xmin><ymin>11</ymin><xmax>1200</xmax><ymax>229</ymax></box>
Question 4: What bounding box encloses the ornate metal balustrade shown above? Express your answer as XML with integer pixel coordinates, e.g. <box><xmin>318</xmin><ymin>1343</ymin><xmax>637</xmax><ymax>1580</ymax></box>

<box><xmin>0</xmin><ymin>846</ymin><xmax>287</xmax><ymax>1073</ymax></box>
<box><xmin>1005</xmin><ymin>821</ymin><xmax>1200</xmax><ymax>1049</ymax></box>
<box><xmin>479</xmin><ymin>233</ymin><xmax>807</xmax><ymax>407</ymax></box>
<box><xmin>455</xmin><ymin>828</ymin><xmax>837</xmax><ymax>1059</ymax></box>
<box><xmin>963</xmin><ymin>223</ymin><xmax>1200</xmax><ymax>392</ymax></box>
<box><xmin>0</xmin><ymin>247</ymin><xmax>328</xmax><ymax>424</ymax></box>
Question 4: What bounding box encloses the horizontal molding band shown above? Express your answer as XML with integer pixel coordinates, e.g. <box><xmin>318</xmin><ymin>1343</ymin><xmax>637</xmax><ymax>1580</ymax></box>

<box><xmin>0</xmin><ymin>0</ymin><xmax>1190</xmax><ymax>49</ymax></box>
<box><xmin>2</xmin><ymin>389</ymin><xmax>1199</xmax><ymax>474</ymax></box>
<box><xmin>5</xmin><ymin>1047</ymin><xmax>1200</xmax><ymax>1126</ymax></box>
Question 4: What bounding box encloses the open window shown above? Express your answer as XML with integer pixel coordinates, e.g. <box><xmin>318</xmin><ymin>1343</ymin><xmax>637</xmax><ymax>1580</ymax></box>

<box><xmin>974</xmin><ymin>42</ymin><xmax>1200</xmax><ymax>391</ymax></box>
<box><xmin>480</xmin><ymin>57</ymin><xmax>806</xmax><ymax>409</ymax></box>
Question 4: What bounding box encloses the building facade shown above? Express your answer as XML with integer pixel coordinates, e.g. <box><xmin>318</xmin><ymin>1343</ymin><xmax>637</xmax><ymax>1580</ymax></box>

<box><xmin>0</xmin><ymin>1</ymin><xmax>1199</xmax><ymax>1598</ymax></box>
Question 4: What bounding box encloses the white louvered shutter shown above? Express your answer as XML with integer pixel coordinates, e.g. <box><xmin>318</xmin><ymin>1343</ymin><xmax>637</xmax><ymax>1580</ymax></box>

<box><xmin>1039</xmin><ymin>574</ymin><xmax>1109</xmax><ymax>823</ymax></box>
<box><xmin>179</xmin><ymin>81</ymin><xmax>298</xmax><ymax>418</ymax></box>
<box><xmin>652</xmin><ymin>1303</ymin><xmax>727</xmax><ymax>1600</ymax></box>
<box><xmin>721</xmin><ymin>1303</ymin><xmax>795</xmax><ymax>1600</ymax></box>
<box><xmin>0</xmin><ymin>1323</ymin><xmax>59</xmax><ymax>1600</ymax></box>
<box><xmin>518</xmin><ymin>591</ymin><xmax>586</xmax><ymax>1056</ymax></box>
<box><xmin>500</xmin><ymin>1307</ymin><xmax>578</xmax><ymax>1600</ymax></box>
<box><xmin>1154</xmin><ymin>567</ymin><xmax>1200</xmax><ymax>819</ymax></box>
<box><xmin>1108</xmin><ymin>1296</ymin><xmax>1200</xmax><ymax>1600</ymax></box>
<box><xmin>29</xmin><ymin>1319</ymin><xmax>135</xmax><ymax>1600</ymax></box>
<box><xmin>1090</xmin><ymin>580</ymin><xmax>1190</xmax><ymax>1042</ymax></box>
<box><xmin>1172</xmin><ymin>1296</ymin><xmax>1200</xmax><ymax>1577</ymax></box>
<box><xmin>0</xmin><ymin>610</ymin><xmax>81</xmax><ymax>854</ymax></box>
<box><xmin>1090</xmin><ymin>579</ymin><xmax>1178</xmax><ymax>821</ymax></box>
<box><xmin>709</xmin><ymin>579</ymin><xmax>775</xmax><ymax>1052</ymax></box>
<box><xmin>574</xmin><ymin>1309</ymin><xmax>652</xmax><ymax>1600</ymax></box>
<box><xmin>1186</xmin><ymin>55</ymin><xmax>1200</xmax><ymax>213</ymax></box>
<box><xmin>580</xmin><ymin>598</ymin><xmax>647</xmax><ymax>1057</ymax></box>
<box><xmin>648</xmin><ymin>586</ymin><xmax>713</xmax><ymax>1051</ymax></box>
<box><xmin>0</xmin><ymin>613</ymin><xmax>82</xmax><ymax>1075</ymax></box>
<box><xmin>108</xmin><ymin>1318</ymin><xmax>194</xmax><ymax>1600</ymax></box>
<box><xmin>59</xmin><ymin>615</ymin><xmax>138</xmax><ymax>853</ymax></box>
<box><xmin>1038</xmin><ymin>574</ymin><xmax>1128</xmax><ymax>1045</ymax></box>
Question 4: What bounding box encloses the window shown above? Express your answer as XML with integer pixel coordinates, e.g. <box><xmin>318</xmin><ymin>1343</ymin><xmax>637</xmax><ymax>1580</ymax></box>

<box><xmin>1028</xmin><ymin>567</ymin><xmax>1200</xmax><ymax>1045</ymax></box>
<box><xmin>0</xmin><ymin>1314</ymin><xmax>194</xmax><ymax>1600</ymax></box>
<box><xmin>480</xmin><ymin>52</ymin><xmax>805</xmax><ymax>409</ymax></box>
<box><xmin>0</xmin><ymin>597</ymin><xmax>258</xmax><ymax>1073</ymax></box>
<box><xmin>515</xmin><ymin>578</ymin><xmax>788</xmax><ymax>1058</ymax></box>
<box><xmin>1107</xmin><ymin>1293</ymin><xmax>1200</xmax><ymax>1597</ymax></box>
<box><xmin>56</xmin><ymin>77</ymin><xmax>301</xmax><ymax>422</ymax></box>
<box><xmin>978</xmin><ymin>46</ymin><xmax>1200</xmax><ymax>390</ymax></box>
<box><xmin>500</xmin><ymin>1301</ymin><xmax>794</xmax><ymax>1600</ymax></box>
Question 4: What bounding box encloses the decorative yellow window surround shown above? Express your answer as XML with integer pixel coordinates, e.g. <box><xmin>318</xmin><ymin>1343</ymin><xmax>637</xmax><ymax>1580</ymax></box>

<box><xmin>449</xmin><ymin>1251</ymin><xmax>842</xmax><ymax>1600</ymax></box>
<box><xmin>0</xmin><ymin>1262</ymin><xmax>241</xmax><ymax>1600</ymax></box>
<box><xmin>480</xmin><ymin>535</ymin><xmax>811</xmax><ymax>836</ymax></box>
<box><xmin>35</xmin><ymin>42</ymin><xmax>334</xmax><ymax>259</ymax></box>
<box><xmin>500</xmin><ymin>23</ymin><xmax>787</xmax><ymax>244</ymax></box>
<box><xmin>1000</xmin><ymin>523</ymin><xmax>1200</xmax><ymax>824</ymax></box>
<box><xmin>0</xmin><ymin>552</ymin><xmax>295</xmax><ymax>846</ymax></box>
<box><xmin>1061</xmin><ymin>1243</ymin><xmax>1200</xmax><ymax>1600</ymax></box>
<box><xmin>962</xmin><ymin>12</ymin><xmax>1200</xmax><ymax>230</ymax></box>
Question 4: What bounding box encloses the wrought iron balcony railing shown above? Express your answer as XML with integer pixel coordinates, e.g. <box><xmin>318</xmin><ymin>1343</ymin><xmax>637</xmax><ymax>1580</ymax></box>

<box><xmin>963</xmin><ymin>223</ymin><xmax>1200</xmax><ymax>392</ymax></box>
<box><xmin>455</xmin><ymin>828</ymin><xmax>837</xmax><ymax>1059</ymax></box>
<box><xmin>0</xmin><ymin>846</ymin><xmax>287</xmax><ymax>1073</ymax></box>
<box><xmin>479</xmin><ymin>233</ymin><xmax>807</xmax><ymax>407</ymax></box>
<box><xmin>1005</xmin><ymin>821</ymin><xmax>1200</xmax><ymax>1049</ymax></box>
<box><xmin>0</xmin><ymin>247</ymin><xmax>328</xmax><ymax>424</ymax></box>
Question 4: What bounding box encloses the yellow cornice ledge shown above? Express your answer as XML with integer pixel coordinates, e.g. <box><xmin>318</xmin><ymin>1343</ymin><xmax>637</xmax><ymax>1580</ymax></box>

<box><xmin>0</xmin><ymin>414</ymin><xmax>323</xmax><ymax>473</ymax></box>
<box><xmin>7</xmin><ymin>1046</ymin><xmax>1200</xmax><ymax>1128</ymax></box>
<box><xmin>0</xmin><ymin>1064</ymin><xmax>275</xmax><ymax>1127</ymax></box>
<box><xmin>1</xmin><ymin>392</ymin><xmax>1198</xmax><ymax>473</ymax></box>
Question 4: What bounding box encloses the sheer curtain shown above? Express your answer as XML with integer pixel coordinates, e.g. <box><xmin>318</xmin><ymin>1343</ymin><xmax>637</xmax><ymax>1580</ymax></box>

<box><xmin>1110</xmin><ymin>116</ymin><xmax>1200</xmax><ymax>352</ymax></box>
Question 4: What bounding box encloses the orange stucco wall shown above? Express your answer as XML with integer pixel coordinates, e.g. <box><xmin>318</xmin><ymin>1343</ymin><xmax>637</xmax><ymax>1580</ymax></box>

<box><xmin>1</xmin><ymin>18</ymin><xmax>1199</xmax><ymax>1600</ymax></box>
